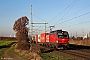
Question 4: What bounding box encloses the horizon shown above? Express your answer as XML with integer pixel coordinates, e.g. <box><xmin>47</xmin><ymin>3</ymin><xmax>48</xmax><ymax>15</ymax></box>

<box><xmin>0</xmin><ymin>0</ymin><xmax>90</xmax><ymax>37</ymax></box>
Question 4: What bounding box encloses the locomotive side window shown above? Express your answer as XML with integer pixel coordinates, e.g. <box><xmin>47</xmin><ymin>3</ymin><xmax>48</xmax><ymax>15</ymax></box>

<box><xmin>63</xmin><ymin>32</ymin><xmax>68</xmax><ymax>35</ymax></box>
<box><xmin>57</xmin><ymin>31</ymin><xmax>68</xmax><ymax>38</ymax></box>
<box><xmin>58</xmin><ymin>33</ymin><xmax>63</xmax><ymax>35</ymax></box>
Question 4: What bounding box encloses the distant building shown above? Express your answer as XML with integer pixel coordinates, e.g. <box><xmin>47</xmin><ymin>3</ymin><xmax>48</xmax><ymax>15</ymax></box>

<box><xmin>14</xmin><ymin>35</ymin><xmax>16</xmax><ymax>37</ymax></box>
<box><xmin>83</xmin><ymin>34</ymin><xmax>88</xmax><ymax>40</ymax></box>
<box><xmin>10</xmin><ymin>35</ymin><xmax>12</xmax><ymax>37</ymax></box>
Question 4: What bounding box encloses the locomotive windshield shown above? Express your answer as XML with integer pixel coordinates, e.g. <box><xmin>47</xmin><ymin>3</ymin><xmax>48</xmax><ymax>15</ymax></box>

<box><xmin>50</xmin><ymin>30</ymin><xmax>69</xmax><ymax>38</ymax></box>
<box><xmin>57</xmin><ymin>31</ymin><xmax>68</xmax><ymax>38</ymax></box>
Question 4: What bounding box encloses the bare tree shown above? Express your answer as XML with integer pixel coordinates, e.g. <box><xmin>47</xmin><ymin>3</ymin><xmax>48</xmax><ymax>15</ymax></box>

<box><xmin>13</xmin><ymin>16</ymin><xmax>30</xmax><ymax>50</ymax></box>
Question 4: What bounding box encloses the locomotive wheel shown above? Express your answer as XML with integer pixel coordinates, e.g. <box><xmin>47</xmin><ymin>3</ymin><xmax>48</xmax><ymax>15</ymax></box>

<box><xmin>50</xmin><ymin>44</ymin><xmax>54</xmax><ymax>48</ymax></box>
<box><xmin>55</xmin><ymin>44</ymin><xmax>58</xmax><ymax>49</ymax></box>
<box><xmin>49</xmin><ymin>44</ymin><xmax>52</xmax><ymax>48</ymax></box>
<box><xmin>63</xmin><ymin>46</ymin><xmax>66</xmax><ymax>50</ymax></box>
<box><xmin>46</xmin><ymin>44</ymin><xmax>49</xmax><ymax>47</ymax></box>
<box><xmin>63</xmin><ymin>45</ymin><xmax>69</xmax><ymax>50</ymax></box>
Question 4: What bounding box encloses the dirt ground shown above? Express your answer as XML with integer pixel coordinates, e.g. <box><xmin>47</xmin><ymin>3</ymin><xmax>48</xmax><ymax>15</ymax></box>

<box><xmin>1</xmin><ymin>44</ymin><xmax>43</xmax><ymax>60</ymax></box>
<box><xmin>1</xmin><ymin>49</ymin><xmax>23</xmax><ymax>60</ymax></box>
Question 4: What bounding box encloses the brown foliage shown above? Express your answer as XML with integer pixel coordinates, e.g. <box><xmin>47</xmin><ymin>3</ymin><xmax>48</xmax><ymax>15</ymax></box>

<box><xmin>16</xmin><ymin>41</ymin><xmax>30</xmax><ymax>50</ymax></box>
<box><xmin>13</xmin><ymin>16</ymin><xmax>29</xmax><ymax>32</ymax></box>
<box><xmin>13</xmin><ymin>16</ymin><xmax>30</xmax><ymax>50</ymax></box>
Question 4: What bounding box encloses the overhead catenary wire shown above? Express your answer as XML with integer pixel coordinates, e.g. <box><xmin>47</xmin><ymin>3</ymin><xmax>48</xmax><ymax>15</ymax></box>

<box><xmin>53</xmin><ymin>4</ymin><xmax>90</xmax><ymax>29</ymax></box>
<box><xmin>32</xmin><ymin>13</ymin><xmax>48</xmax><ymax>34</ymax></box>
<box><xmin>49</xmin><ymin>3</ymin><xmax>90</xmax><ymax>29</ymax></box>
<box><xmin>64</xmin><ymin>20</ymin><xmax>90</xmax><ymax>28</ymax></box>
<box><xmin>49</xmin><ymin>1</ymin><xmax>90</xmax><ymax>30</ymax></box>
<box><xmin>32</xmin><ymin>14</ymin><xmax>47</xmax><ymax>22</ymax></box>
<box><xmin>33</xmin><ymin>26</ymin><xmax>42</xmax><ymax>34</ymax></box>
<box><xmin>53</xmin><ymin>0</ymin><xmax>78</xmax><ymax>26</ymax></box>
<box><xmin>32</xmin><ymin>13</ymin><xmax>51</xmax><ymax>32</ymax></box>
<box><xmin>53</xmin><ymin>17</ymin><xmax>90</xmax><ymax>33</ymax></box>
<box><xmin>31</xmin><ymin>1</ymin><xmax>90</xmax><ymax>33</ymax></box>
<box><xmin>48</xmin><ymin>0</ymin><xmax>77</xmax><ymax>25</ymax></box>
<box><xmin>55</xmin><ymin>16</ymin><xmax>90</xmax><ymax>28</ymax></box>
<box><xmin>31</xmin><ymin>0</ymin><xmax>78</xmax><ymax>31</ymax></box>
<box><xmin>64</xmin><ymin>4</ymin><xmax>90</xmax><ymax>19</ymax></box>
<box><xmin>55</xmin><ymin>11</ymin><xmax>90</xmax><ymax>26</ymax></box>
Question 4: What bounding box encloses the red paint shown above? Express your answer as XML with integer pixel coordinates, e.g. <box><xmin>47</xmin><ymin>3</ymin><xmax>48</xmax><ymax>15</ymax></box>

<box><xmin>46</xmin><ymin>34</ymin><xmax>49</xmax><ymax>42</ymax></box>
<box><xmin>33</xmin><ymin>30</ymin><xmax>69</xmax><ymax>47</ymax></box>
<box><xmin>49</xmin><ymin>34</ymin><xmax>56</xmax><ymax>43</ymax></box>
<box><xmin>40</xmin><ymin>33</ymin><xmax>49</xmax><ymax>43</ymax></box>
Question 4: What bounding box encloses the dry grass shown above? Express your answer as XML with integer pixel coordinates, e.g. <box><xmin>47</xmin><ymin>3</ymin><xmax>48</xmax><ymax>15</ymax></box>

<box><xmin>69</xmin><ymin>39</ymin><xmax>90</xmax><ymax>46</ymax></box>
<box><xmin>15</xmin><ymin>49</ymin><xmax>43</xmax><ymax>60</ymax></box>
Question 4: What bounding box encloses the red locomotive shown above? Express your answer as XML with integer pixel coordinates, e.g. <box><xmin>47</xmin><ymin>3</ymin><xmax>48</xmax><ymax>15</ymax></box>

<box><xmin>32</xmin><ymin>29</ymin><xmax>69</xmax><ymax>49</ymax></box>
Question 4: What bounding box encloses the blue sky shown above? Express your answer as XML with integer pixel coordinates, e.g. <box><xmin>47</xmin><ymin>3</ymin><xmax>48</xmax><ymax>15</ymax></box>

<box><xmin>0</xmin><ymin>0</ymin><xmax>90</xmax><ymax>37</ymax></box>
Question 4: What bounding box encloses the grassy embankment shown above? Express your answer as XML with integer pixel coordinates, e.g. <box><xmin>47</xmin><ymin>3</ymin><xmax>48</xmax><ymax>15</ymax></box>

<box><xmin>0</xmin><ymin>40</ymin><xmax>29</xmax><ymax>60</ymax></box>
<box><xmin>0</xmin><ymin>40</ymin><xmax>17</xmax><ymax>59</ymax></box>
<box><xmin>40</xmin><ymin>52</ymin><xmax>73</xmax><ymax>60</ymax></box>
<box><xmin>40</xmin><ymin>48</ymin><xmax>73</xmax><ymax>60</ymax></box>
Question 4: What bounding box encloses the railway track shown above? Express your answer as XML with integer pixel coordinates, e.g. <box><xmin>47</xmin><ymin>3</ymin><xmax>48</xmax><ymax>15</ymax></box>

<box><xmin>54</xmin><ymin>45</ymin><xmax>90</xmax><ymax>60</ymax></box>
<box><xmin>39</xmin><ymin>44</ymin><xmax>90</xmax><ymax>60</ymax></box>
<box><xmin>59</xmin><ymin>50</ymin><xmax>90</xmax><ymax>60</ymax></box>
<box><xmin>79</xmin><ymin>49</ymin><xmax>90</xmax><ymax>53</ymax></box>
<box><xmin>72</xmin><ymin>49</ymin><xmax>90</xmax><ymax>56</ymax></box>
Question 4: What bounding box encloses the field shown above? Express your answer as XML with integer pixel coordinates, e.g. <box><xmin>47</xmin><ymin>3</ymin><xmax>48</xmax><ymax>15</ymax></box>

<box><xmin>0</xmin><ymin>39</ymin><xmax>90</xmax><ymax>60</ymax></box>
<box><xmin>0</xmin><ymin>40</ymin><xmax>41</xmax><ymax>60</ymax></box>
<box><xmin>69</xmin><ymin>39</ymin><xmax>90</xmax><ymax>46</ymax></box>
<box><xmin>0</xmin><ymin>40</ymin><xmax>17</xmax><ymax>48</ymax></box>
<box><xmin>0</xmin><ymin>40</ymin><xmax>17</xmax><ymax>59</ymax></box>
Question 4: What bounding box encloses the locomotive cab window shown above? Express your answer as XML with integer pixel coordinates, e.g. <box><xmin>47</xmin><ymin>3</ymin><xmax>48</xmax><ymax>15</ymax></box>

<box><xmin>57</xmin><ymin>31</ymin><xmax>68</xmax><ymax>38</ymax></box>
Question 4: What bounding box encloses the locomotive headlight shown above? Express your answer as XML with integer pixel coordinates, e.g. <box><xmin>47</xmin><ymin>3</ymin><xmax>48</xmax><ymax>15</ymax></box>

<box><xmin>56</xmin><ymin>40</ymin><xmax>58</xmax><ymax>43</ymax></box>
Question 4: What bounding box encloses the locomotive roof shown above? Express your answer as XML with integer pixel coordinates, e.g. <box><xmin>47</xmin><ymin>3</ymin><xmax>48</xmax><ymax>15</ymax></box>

<box><xmin>50</xmin><ymin>30</ymin><xmax>68</xmax><ymax>33</ymax></box>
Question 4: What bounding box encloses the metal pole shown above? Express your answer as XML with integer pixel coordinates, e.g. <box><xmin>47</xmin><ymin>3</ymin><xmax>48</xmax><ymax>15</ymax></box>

<box><xmin>30</xmin><ymin>5</ymin><xmax>33</xmax><ymax>44</ymax></box>
<box><xmin>76</xmin><ymin>31</ymin><xmax>77</xmax><ymax>39</ymax></box>
<box><xmin>32</xmin><ymin>22</ymin><xmax>48</xmax><ymax>33</ymax></box>
<box><xmin>71</xmin><ymin>33</ymin><xmax>72</xmax><ymax>39</ymax></box>
<box><xmin>31</xmin><ymin>5</ymin><xmax>33</xmax><ymax>36</ymax></box>
<box><xmin>45</xmin><ymin>23</ymin><xmax>46</xmax><ymax>33</ymax></box>
<box><xmin>82</xmin><ymin>29</ymin><xmax>84</xmax><ymax>39</ymax></box>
